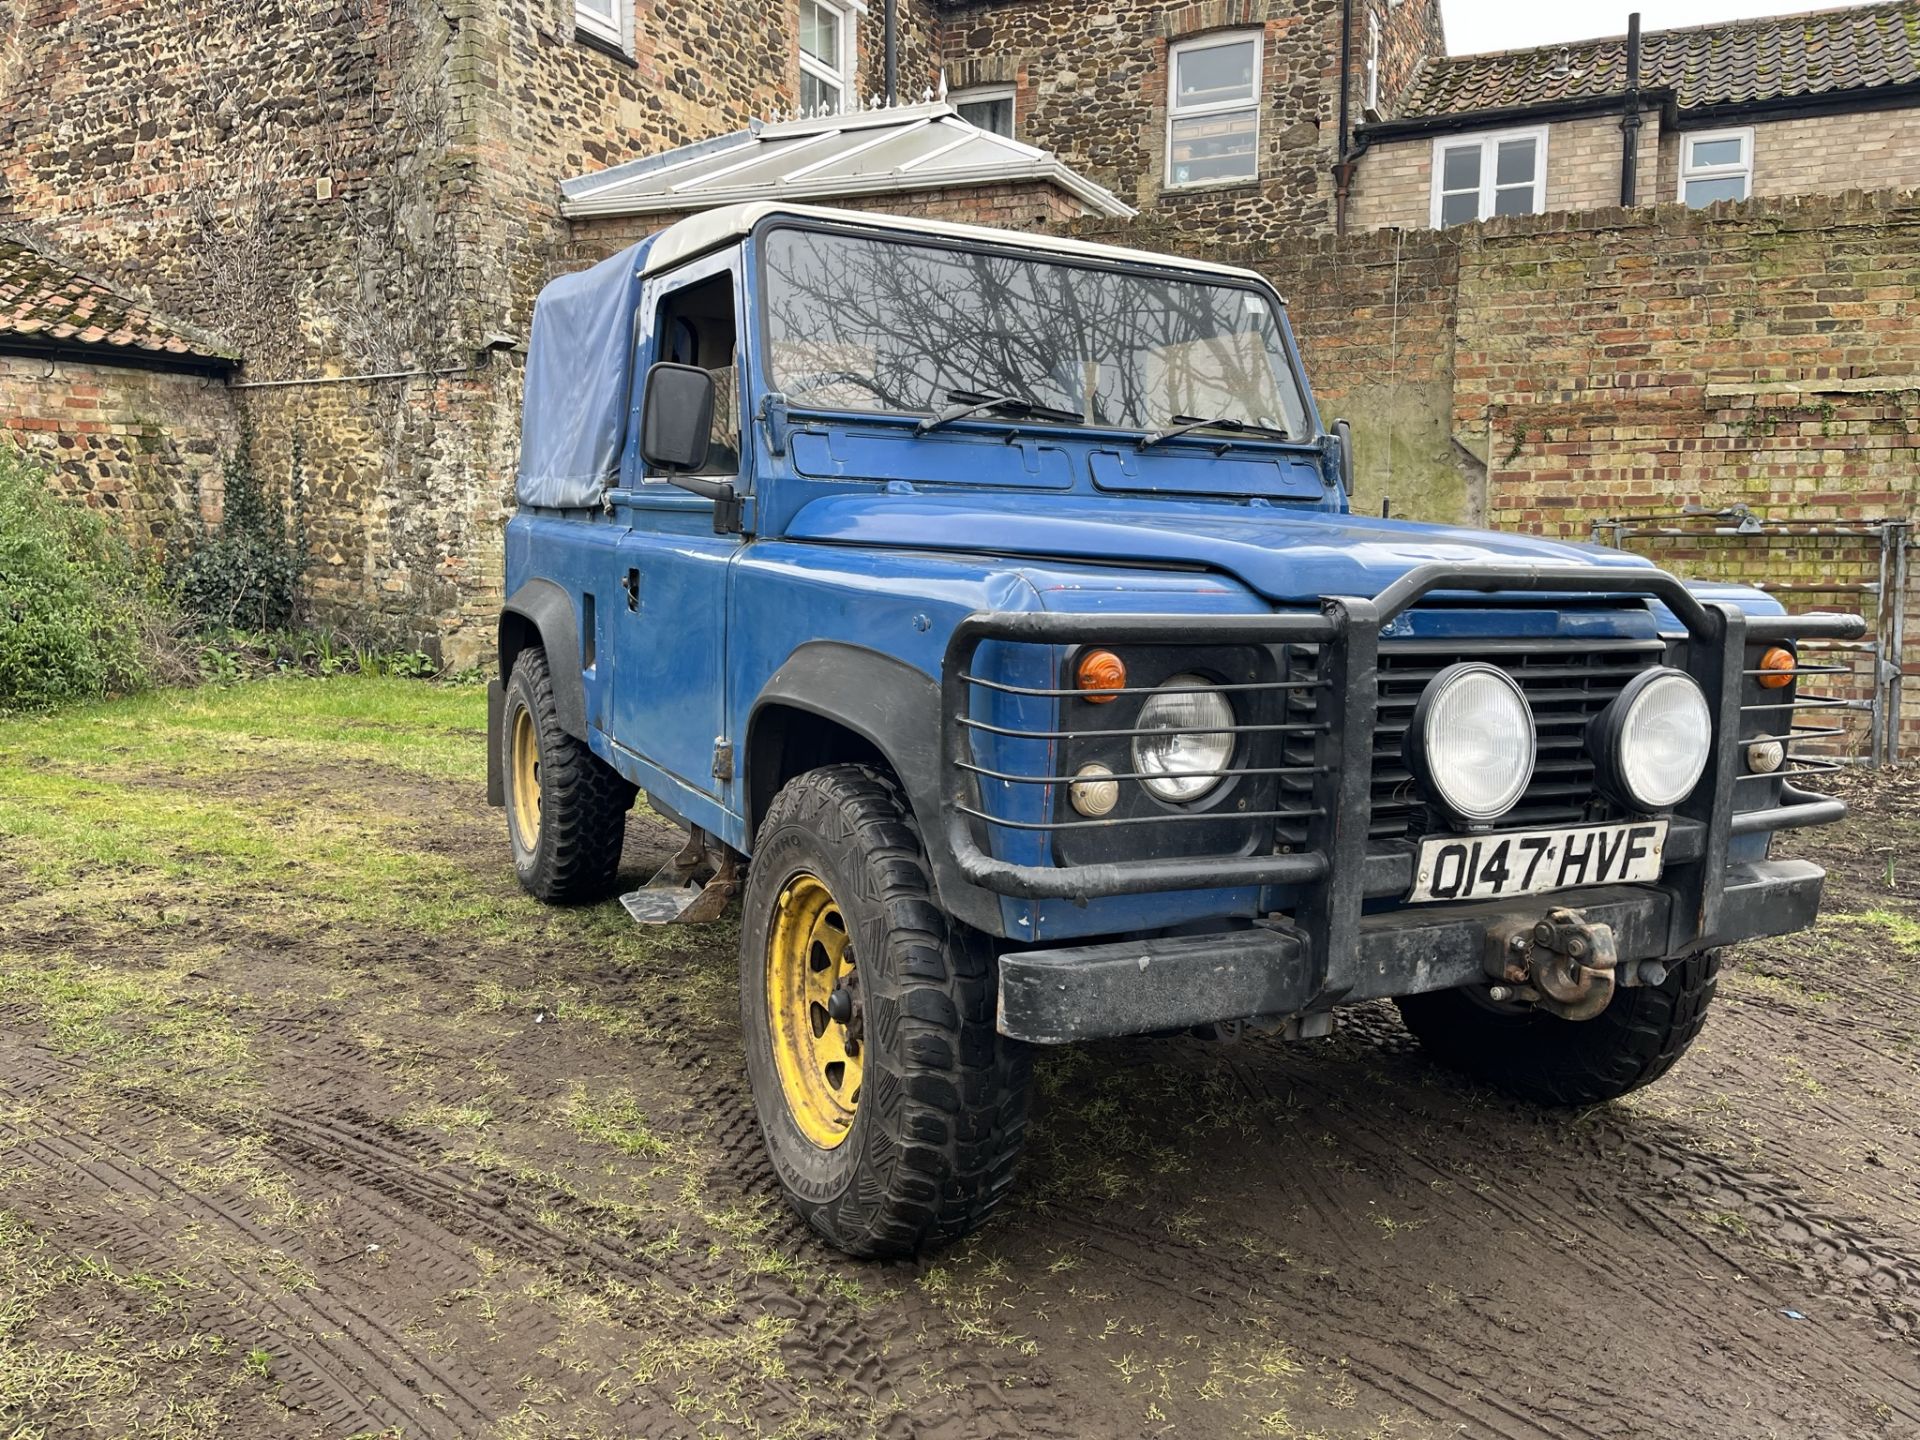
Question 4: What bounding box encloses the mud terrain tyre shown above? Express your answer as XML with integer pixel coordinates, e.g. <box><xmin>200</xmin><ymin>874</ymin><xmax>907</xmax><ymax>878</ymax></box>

<box><xmin>740</xmin><ymin>764</ymin><xmax>1031</xmax><ymax>1258</ymax></box>
<box><xmin>1395</xmin><ymin>949</ymin><xmax>1720</xmax><ymax>1107</ymax></box>
<box><xmin>501</xmin><ymin>645</ymin><xmax>634</xmax><ymax>904</ymax></box>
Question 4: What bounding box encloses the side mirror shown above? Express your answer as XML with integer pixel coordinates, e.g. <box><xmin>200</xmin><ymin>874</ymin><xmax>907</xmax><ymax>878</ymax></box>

<box><xmin>640</xmin><ymin>362</ymin><xmax>714</xmax><ymax>474</ymax></box>
<box><xmin>1332</xmin><ymin>417</ymin><xmax>1355</xmax><ymax>492</ymax></box>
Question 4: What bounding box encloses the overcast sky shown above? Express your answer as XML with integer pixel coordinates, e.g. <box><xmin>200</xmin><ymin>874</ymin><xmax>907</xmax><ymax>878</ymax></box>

<box><xmin>1441</xmin><ymin>0</ymin><xmax>1881</xmax><ymax>55</ymax></box>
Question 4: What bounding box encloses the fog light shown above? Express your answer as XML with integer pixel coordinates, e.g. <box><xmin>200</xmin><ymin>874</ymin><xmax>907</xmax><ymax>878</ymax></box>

<box><xmin>1747</xmin><ymin>738</ymin><xmax>1786</xmax><ymax>774</ymax></box>
<box><xmin>1588</xmin><ymin>668</ymin><xmax>1713</xmax><ymax>811</ymax></box>
<box><xmin>1069</xmin><ymin>762</ymin><xmax>1120</xmax><ymax>817</ymax></box>
<box><xmin>1405</xmin><ymin>663</ymin><xmax>1535</xmax><ymax>822</ymax></box>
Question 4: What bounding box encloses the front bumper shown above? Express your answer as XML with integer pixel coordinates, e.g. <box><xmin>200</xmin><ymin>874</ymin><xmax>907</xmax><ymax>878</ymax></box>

<box><xmin>943</xmin><ymin>560</ymin><xmax>1863</xmax><ymax>1028</ymax></box>
<box><xmin>997</xmin><ymin>858</ymin><xmax>1824</xmax><ymax>1043</ymax></box>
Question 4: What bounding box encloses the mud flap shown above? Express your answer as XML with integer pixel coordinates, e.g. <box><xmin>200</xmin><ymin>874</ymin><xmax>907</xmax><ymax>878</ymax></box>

<box><xmin>486</xmin><ymin>679</ymin><xmax>505</xmax><ymax>808</ymax></box>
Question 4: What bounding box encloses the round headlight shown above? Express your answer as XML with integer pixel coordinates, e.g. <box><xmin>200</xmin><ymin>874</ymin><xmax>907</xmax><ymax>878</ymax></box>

<box><xmin>1133</xmin><ymin>674</ymin><xmax>1234</xmax><ymax>804</ymax></box>
<box><xmin>1589</xmin><ymin>668</ymin><xmax>1712</xmax><ymax>811</ymax></box>
<box><xmin>1406</xmin><ymin>663</ymin><xmax>1536</xmax><ymax>823</ymax></box>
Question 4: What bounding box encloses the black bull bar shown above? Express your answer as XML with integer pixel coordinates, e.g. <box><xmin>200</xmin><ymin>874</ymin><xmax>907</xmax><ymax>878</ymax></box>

<box><xmin>936</xmin><ymin>562</ymin><xmax>1865</xmax><ymax>1041</ymax></box>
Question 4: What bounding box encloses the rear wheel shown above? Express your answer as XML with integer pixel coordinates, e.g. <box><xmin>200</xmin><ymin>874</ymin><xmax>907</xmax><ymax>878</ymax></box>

<box><xmin>740</xmin><ymin>764</ymin><xmax>1031</xmax><ymax>1258</ymax></box>
<box><xmin>1394</xmin><ymin>949</ymin><xmax>1720</xmax><ymax>1106</ymax></box>
<box><xmin>501</xmin><ymin>646</ymin><xmax>634</xmax><ymax>903</ymax></box>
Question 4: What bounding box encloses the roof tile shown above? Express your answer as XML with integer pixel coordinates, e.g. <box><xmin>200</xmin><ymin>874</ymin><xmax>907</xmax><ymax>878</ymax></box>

<box><xmin>1399</xmin><ymin>0</ymin><xmax>1920</xmax><ymax>118</ymax></box>
<box><xmin>0</xmin><ymin>236</ymin><xmax>235</xmax><ymax>366</ymax></box>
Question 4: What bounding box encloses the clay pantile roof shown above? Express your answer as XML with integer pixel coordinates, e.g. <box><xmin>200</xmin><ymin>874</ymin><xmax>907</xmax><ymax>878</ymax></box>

<box><xmin>1399</xmin><ymin>0</ymin><xmax>1920</xmax><ymax>119</ymax></box>
<box><xmin>0</xmin><ymin>236</ymin><xmax>235</xmax><ymax>371</ymax></box>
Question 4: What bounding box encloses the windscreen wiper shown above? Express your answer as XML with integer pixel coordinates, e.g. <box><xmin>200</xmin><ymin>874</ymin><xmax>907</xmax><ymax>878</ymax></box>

<box><xmin>1138</xmin><ymin>413</ymin><xmax>1295</xmax><ymax>449</ymax></box>
<box><xmin>916</xmin><ymin>388</ymin><xmax>1084</xmax><ymax>435</ymax></box>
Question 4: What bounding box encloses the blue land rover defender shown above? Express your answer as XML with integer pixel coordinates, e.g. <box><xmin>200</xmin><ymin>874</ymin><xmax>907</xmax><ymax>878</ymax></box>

<box><xmin>489</xmin><ymin>203</ymin><xmax>1860</xmax><ymax>1257</ymax></box>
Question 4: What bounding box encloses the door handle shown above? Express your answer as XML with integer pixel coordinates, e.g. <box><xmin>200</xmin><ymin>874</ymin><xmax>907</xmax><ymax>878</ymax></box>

<box><xmin>622</xmin><ymin>568</ymin><xmax>640</xmax><ymax>612</ymax></box>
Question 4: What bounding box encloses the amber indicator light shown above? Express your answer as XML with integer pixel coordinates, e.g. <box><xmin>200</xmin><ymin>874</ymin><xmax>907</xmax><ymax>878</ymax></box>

<box><xmin>1076</xmin><ymin>650</ymin><xmax>1127</xmax><ymax>702</ymax></box>
<box><xmin>1757</xmin><ymin>646</ymin><xmax>1796</xmax><ymax>689</ymax></box>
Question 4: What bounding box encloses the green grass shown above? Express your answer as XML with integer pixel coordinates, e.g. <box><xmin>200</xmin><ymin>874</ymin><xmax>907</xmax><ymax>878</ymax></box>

<box><xmin>0</xmin><ymin>677</ymin><xmax>641</xmax><ymax>943</ymax></box>
<box><xmin>0</xmin><ymin>676</ymin><xmax>486</xmax><ymax>782</ymax></box>
<box><xmin>0</xmin><ymin>1208</ymin><xmax>270</xmax><ymax>1437</ymax></box>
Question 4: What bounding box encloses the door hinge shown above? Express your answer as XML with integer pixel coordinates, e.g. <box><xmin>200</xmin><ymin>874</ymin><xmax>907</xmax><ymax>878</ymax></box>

<box><xmin>711</xmin><ymin>738</ymin><xmax>735</xmax><ymax>783</ymax></box>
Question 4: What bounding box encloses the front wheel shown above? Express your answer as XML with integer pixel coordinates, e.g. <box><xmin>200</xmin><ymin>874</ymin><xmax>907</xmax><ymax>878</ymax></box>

<box><xmin>1395</xmin><ymin>949</ymin><xmax>1720</xmax><ymax>1106</ymax></box>
<box><xmin>740</xmin><ymin>765</ymin><xmax>1032</xmax><ymax>1258</ymax></box>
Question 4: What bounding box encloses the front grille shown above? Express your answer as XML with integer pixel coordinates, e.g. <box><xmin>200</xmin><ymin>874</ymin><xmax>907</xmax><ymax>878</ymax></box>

<box><xmin>1281</xmin><ymin>638</ymin><xmax>1666</xmax><ymax>845</ymax></box>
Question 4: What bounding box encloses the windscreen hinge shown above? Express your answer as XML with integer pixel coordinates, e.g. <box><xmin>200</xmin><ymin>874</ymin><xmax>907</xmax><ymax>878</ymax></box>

<box><xmin>760</xmin><ymin>392</ymin><xmax>790</xmax><ymax>457</ymax></box>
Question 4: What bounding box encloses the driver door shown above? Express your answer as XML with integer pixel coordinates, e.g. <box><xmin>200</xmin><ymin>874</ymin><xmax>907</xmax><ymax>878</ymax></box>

<box><xmin>607</xmin><ymin>247</ymin><xmax>747</xmax><ymax>813</ymax></box>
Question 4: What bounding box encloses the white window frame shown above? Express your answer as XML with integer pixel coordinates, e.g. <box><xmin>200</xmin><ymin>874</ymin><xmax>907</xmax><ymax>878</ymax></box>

<box><xmin>1429</xmin><ymin>125</ymin><xmax>1549</xmax><ymax>227</ymax></box>
<box><xmin>574</xmin><ymin>0</ymin><xmax>628</xmax><ymax>52</ymax></box>
<box><xmin>953</xmin><ymin>83</ymin><xmax>1016</xmax><ymax>136</ymax></box>
<box><xmin>1165</xmin><ymin>30</ymin><xmax>1265</xmax><ymax>190</ymax></box>
<box><xmin>1365</xmin><ymin>11</ymin><xmax>1382</xmax><ymax>114</ymax></box>
<box><xmin>1677</xmin><ymin>127</ymin><xmax>1753</xmax><ymax>205</ymax></box>
<box><xmin>798</xmin><ymin>0</ymin><xmax>862</xmax><ymax>115</ymax></box>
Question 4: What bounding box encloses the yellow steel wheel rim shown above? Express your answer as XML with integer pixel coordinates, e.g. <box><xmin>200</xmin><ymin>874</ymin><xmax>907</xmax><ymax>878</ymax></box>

<box><xmin>766</xmin><ymin>872</ymin><xmax>863</xmax><ymax>1149</ymax></box>
<box><xmin>509</xmin><ymin>704</ymin><xmax>542</xmax><ymax>851</ymax></box>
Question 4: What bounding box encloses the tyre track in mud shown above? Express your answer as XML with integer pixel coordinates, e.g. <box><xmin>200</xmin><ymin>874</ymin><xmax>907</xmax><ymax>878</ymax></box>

<box><xmin>0</xmin><ymin>1078</ymin><xmax>499</xmax><ymax>1436</ymax></box>
<box><xmin>0</xmin><ymin>1019</ymin><xmax>1074</xmax><ymax>1440</ymax></box>
<box><xmin>1292</xmin><ymin>1033</ymin><xmax>1920</xmax><ymax>1430</ymax></box>
<box><xmin>1006</xmin><ymin>1019</ymin><xmax>1920</xmax><ymax>1440</ymax></box>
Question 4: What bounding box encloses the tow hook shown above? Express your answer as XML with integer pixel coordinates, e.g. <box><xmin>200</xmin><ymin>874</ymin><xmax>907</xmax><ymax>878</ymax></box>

<box><xmin>1484</xmin><ymin>907</ymin><xmax>1620</xmax><ymax>1022</ymax></box>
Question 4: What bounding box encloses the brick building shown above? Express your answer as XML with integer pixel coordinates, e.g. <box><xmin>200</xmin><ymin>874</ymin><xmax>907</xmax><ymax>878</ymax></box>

<box><xmin>0</xmin><ymin>236</ymin><xmax>238</xmax><ymax>535</ymax></box>
<box><xmin>0</xmin><ymin>0</ymin><xmax>1915</xmax><ymax>684</ymax></box>
<box><xmin>1348</xmin><ymin>1</ymin><xmax>1920</xmax><ymax>231</ymax></box>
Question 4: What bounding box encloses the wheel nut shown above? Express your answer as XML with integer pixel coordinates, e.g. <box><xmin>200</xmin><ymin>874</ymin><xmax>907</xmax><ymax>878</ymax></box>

<box><xmin>826</xmin><ymin>988</ymin><xmax>854</xmax><ymax>1024</ymax></box>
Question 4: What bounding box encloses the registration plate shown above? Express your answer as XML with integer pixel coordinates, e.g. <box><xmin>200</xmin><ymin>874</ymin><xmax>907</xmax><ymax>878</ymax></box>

<box><xmin>1407</xmin><ymin>820</ymin><xmax>1668</xmax><ymax>904</ymax></box>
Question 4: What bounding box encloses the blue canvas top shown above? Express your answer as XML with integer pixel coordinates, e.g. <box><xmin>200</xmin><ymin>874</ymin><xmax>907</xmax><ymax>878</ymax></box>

<box><xmin>517</xmin><ymin>239</ymin><xmax>652</xmax><ymax>508</ymax></box>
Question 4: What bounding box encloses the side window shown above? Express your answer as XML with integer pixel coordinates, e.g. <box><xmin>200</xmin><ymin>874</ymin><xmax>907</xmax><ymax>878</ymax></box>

<box><xmin>1167</xmin><ymin>32</ymin><xmax>1263</xmax><ymax>187</ymax></box>
<box><xmin>1430</xmin><ymin>127</ymin><xmax>1547</xmax><ymax>226</ymax></box>
<box><xmin>1365</xmin><ymin>11</ymin><xmax>1382</xmax><ymax>115</ymax></box>
<box><xmin>652</xmin><ymin>273</ymin><xmax>740</xmax><ymax>478</ymax></box>
<box><xmin>799</xmin><ymin>0</ymin><xmax>857</xmax><ymax>115</ymax></box>
<box><xmin>1679</xmin><ymin>129</ymin><xmax>1752</xmax><ymax>206</ymax></box>
<box><xmin>575</xmin><ymin>0</ymin><xmax>629</xmax><ymax>52</ymax></box>
<box><xmin>954</xmin><ymin>85</ymin><xmax>1016</xmax><ymax>137</ymax></box>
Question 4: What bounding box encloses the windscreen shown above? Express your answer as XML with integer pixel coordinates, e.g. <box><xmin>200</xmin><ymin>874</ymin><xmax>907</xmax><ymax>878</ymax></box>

<box><xmin>761</xmin><ymin>227</ymin><xmax>1310</xmax><ymax>439</ymax></box>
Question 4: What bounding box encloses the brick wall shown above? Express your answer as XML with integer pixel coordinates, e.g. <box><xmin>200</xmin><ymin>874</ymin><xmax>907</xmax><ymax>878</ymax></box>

<box><xmin>937</xmin><ymin>0</ymin><xmax>1449</xmax><ymax>242</ymax></box>
<box><xmin>1350</xmin><ymin>105</ymin><xmax>1920</xmax><ymax>234</ymax></box>
<box><xmin>1347</xmin><ymin>111</ymin><xmax>1663</xmax><ymax>232</ymax></box>
<box><xmin>1655</xmin><ymin>106</ymin><xmax>1920</xmax><ymax>203</ymax></box>
<box><xmin>0</xmin><ymin>356</ymin><xmax>243</xmax><ymax>540</ymax></box>
<box><xmin>1</xmin><ymin>0</ymin><xmax>950</xmax><ymax>657</ymax></box>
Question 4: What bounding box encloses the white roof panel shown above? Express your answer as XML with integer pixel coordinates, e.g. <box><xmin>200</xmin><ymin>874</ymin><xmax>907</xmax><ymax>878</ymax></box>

<box><xmin>636</xmin><ymin>202</ymin><xmax>1272</xmax><ymax>288</ymax></box>
<box><xmin>560</xmin><ymin>102</ymin><xmax>1135</xmax><ymax>220</ymax></box>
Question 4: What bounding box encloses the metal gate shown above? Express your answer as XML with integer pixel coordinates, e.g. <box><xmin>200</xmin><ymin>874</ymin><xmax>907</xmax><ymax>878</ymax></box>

<box><xmin>1590</xmin><ymin>506</ymin><xmax>1910</xmax><ymax>767</ymax></box>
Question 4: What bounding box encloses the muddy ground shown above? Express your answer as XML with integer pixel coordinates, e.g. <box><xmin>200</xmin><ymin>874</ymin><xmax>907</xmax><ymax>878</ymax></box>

<box><xmin>1</xmin><ymin>680</ymin><xmax>1917</xmax><ymax>1440</ymax></box>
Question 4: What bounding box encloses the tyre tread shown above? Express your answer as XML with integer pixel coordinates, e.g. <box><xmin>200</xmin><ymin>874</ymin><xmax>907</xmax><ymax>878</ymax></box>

<box><xmin>1395</xmin><ymin>949</ymin><xmax>1720</xmax><ymax>1107</ymax></box>
<box><xmin>506</xmin><ymin>646</ymin><xmax>634</xmax><ymax>904</ymax></box>
<box><xmin>746</xmin><ymin>764</ymin><xmax>1031</xmax><ymax>1257</ymax></box>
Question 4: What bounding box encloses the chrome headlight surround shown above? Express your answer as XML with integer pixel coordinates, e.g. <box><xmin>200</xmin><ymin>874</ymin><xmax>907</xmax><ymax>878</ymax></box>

<box><xmin>1404</xmin><ymin>662</ymin><xmax>1537</xmax><ymax>824</ymax></box>
<box><xmin>1132</xmin><ymin>673</ymin><xmax>1235</xmax><ymax>804</ymax></box>
<box><xmin>1587</xmin><ymin>667</ymin><xmax>1712</xmax><ymax>812</ymax></box>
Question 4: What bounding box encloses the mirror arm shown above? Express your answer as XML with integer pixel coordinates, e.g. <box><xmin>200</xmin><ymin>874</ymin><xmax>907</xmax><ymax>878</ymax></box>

<box><xmin>664</xmin><ymin>473</ymin><xmax>744</xmax><ymax>535</ymax></box>
<box><xmin>666</xmin><ymin>473</ymin><xmax>733</xmax><ymax>502</ymax></box>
